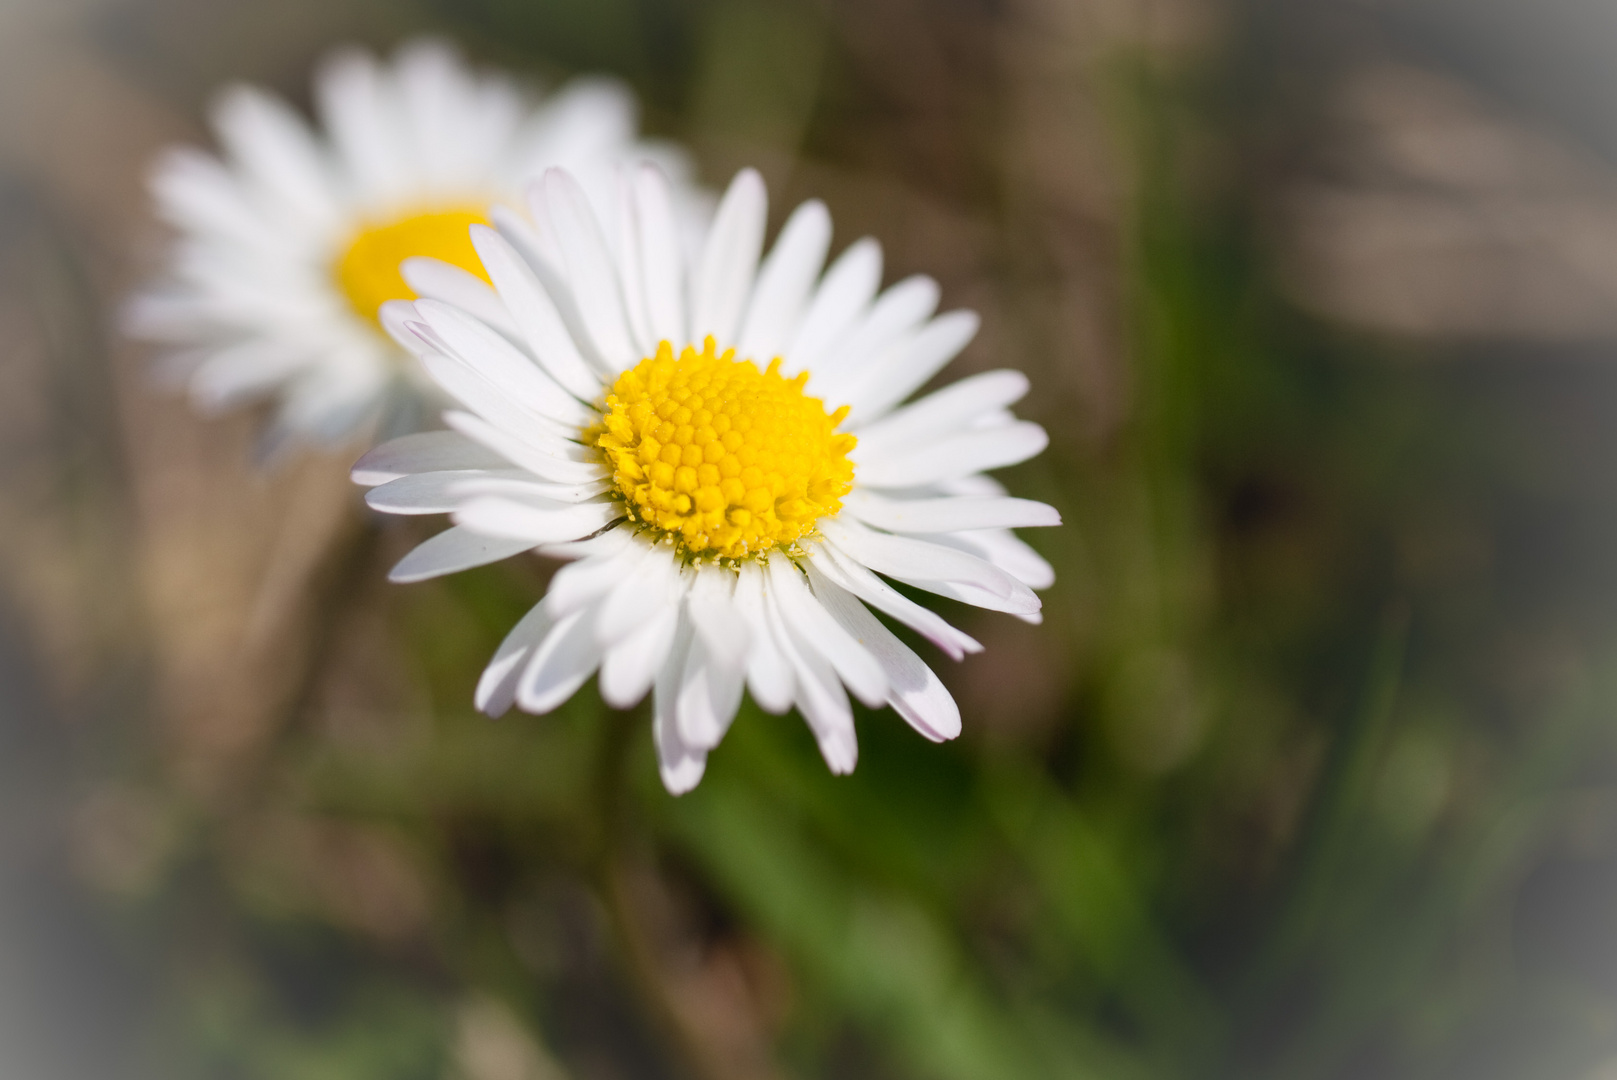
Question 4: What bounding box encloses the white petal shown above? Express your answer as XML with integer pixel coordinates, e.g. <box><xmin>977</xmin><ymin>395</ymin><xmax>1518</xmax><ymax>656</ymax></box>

<box><xmin>675</xmin><ymin>647</ymin><xmax>721</xmax><ymax>748</ymax></box>
<box><xmin>808</xmin><ymin>543</ymin><xmax>982</xmax><ymax>661</ymax></box>
<box><xmin>449</xmin><ymin>474</ymin><xmax>609</xmax><ymax>505</ymax></box>
<box><xmin>654</xmin><ymin>626</ymin><xmax>708</xmax><ymax>795</ymax></box>
<box><xmin>805</xmin><ymin>563</ymin><xmax>961</xmax><ymax>742</ymax></box>
<box><xmin>266</xmin><ymin>354</ymin><xmax>387</xmax><ymax>447</ymax></box>
<box><xmin>944</xmin><ymin>529</ymin><xmax>1056</xmax><ymax>590</ymax></box>
<box><xmin>851</xmin><ymin>369</ymin><xmax>1028</xmax><ymax>448</ymax></box>
<box><xmin>908</xmin><ymin>578</ymin><xmax>1043</xmax><ymax>624</ymax></box>
<box><xmin>420</xmin><ymin>348</ymin><xmax>580</xmax><ymax>454</ymax></box>
<box><xmin>515</xmin><ymin>77</ymin><xmax>638</xmax><ymax>180</ymax></box>
<box><xmin>939</xmin><ymin>474</ymin><xmax>1007</xmax><ymax>498</ymax></box>
<box><xmin>394</xmin><ymin>39</ymin><xmax>468</xmax><ymax>184</ymax></box>
<box><xmin>353</xmin><ymin>430</ymin><xmax>508</xmax><ymax>485</ymax></box>
<box><xmin>501</xmin><ymin>200</ymin><xmax>618</xmax><ymax>380</ymax></box>
<box><xmin>686</xmin><ymin>568</ymin><xmax>750</xmax><ymax>662</ymax></box>
<box><xmin>538</xmin><ymin>168</ymin><xmax>637</xmax><ymax>370</ymax></box>
<box><xmin>542</xmin><ymin>545</ymin><xmax>650</xmax><ymax>628</ymax></box>
<box><xmin>210</xmin><ymin>84</ymin><xmax>339</xmax><ymax>231</ymax></box>
<box><xmin>632</xmin><ymin>164</ymin><xmax>688</xmax><ymax>348</ymax></box>
<box><xmin>676</xmin><ymin>637</ymin><xmax>745</xmax><ymax>751</ymax></box>
<box><xmin>460</xmin><ymin>80</ymin><xmax>526</xmax><ymax>186</ymax></box>
<box><xmin>763</xmin><ymin>572</ymin><xmax>857</xmax><ymax>774</ymax></box>
<box><xmin>969</xmin><ymin>408</ymin><xmax>1017</xmax><ymax>430</ymax></box>
<box><xmin>691</xmin><ymin>168</ymin><xmax>767</xmax><ymax>348</ymax></box>
<box><xmin>189</xmin><ymin>339</ymin><xmax>312</xmax><ymax>412</ymax></box>
<box><xmin>767</xmin><ymin>559</ymin><xmax>886</xmax><ymax>708</ymax></box>
<box><xmin>854</xmin><ymin>422</ymin><xmax>1049</xmax><ymax>489</ymax></box>
<box><xmin>517</xmin><ymin>607</ymin><xmax>603</xmax><ymax>714</ymax></box>
<box><xmin>734</xmin><ymin>562</ymin><xmax>793</xmax><ymax>713</ymax></box>
<box><xmin>594</xmin><ymin>545</ymin><xmax>682</xmax><ymax>647</ymax></box>
<box><xmin>840</xmin><ymin>310</ymin><xmax>980</xmax><ymax>422</ymax></box>
<box><xmin>452</xmin><ymin>495</ymin><xmax>618</xmax><ymax>544</ymax></box>
<box><xmin>315</xmin><ymin>47</ymin><xmax>408</xmax><ymax>201</ymax></box>
<box><xmin>810</xmin><ymin>275</ymin><xmax>938</xmax><ymax>401</ymax></box>
<box><xmin>737</xmin><ymin>199</ymin><xmax>831</xmax><ymax>362</ymax></box>
<box><xmin>673</xmin><ymin>571</ymin><xmax>749</xmax><ymax>749</ymax></box>
<box><xmin>397</xmin><ymin>40</ymin><xmax>519</xmax><ymax>190</ymax></box>
<box><xmin>613</xmin><ymin>177</ymin><xmax>655</xmax><ymax>356</ymax></box>
<box><xmin>599</xmin><ymin>603</ymin><xmax>680</xmax><ymax>708</ymax></box>
<box><xmin>401</xmin><ymin>258</ymin><xmax>517</xmax><ymax>336</ymax></box>
<box><xmin>380</xmin><ymin>300</ymin><xmax>434</xmax><ymax>358</ymax></box>
<box><xmin>844</xmin><ymin>275</ymin><xmax>939</xmax><ymax>359</ymax></box>
<box><xmin>366</xmin><ymin>468</ymin><xmax>527</xmax><ymax>514</ymax></box>
<box><xmin>416</xmin><ymin>299</ymin><xmax>590</xmax><ymax>428</ymax></box>
<box><xmin>491</xmin><ymin>204</ymin><xmax>566</xmax><ymax>286</ymax></box>
<box><xmin>442</xmin><ymin>410</ymin><xmax>607</xmax><ymax>486</ymax></box>
<box><xmin>842</xmin><ymin>491</ymin><xmax>1060</xmax><ymax>533</ymax></box>
<box><xmin>818</xmin><ymin>518</ymin><xmax>1039</xmax><ymax>614</ymax></box>
<box><xmin>782</xmin><ymin>238</ymin><xmax>881</xmax><ymax>375</ymax></box>
<box><xmin>150</xmin><ymin>149</ymin><xmax>286</xmax><ymax>253</ymax></box>
<box><xmin>469</xmin><ymin>225</ymin><xmax>602</xmax><ymax>401</ymax></box>
<box><xmin>538</xmin><ymin>525</ymin><xmax>637</xmax><ymax>563</ymax></box>
<box><xmin>388</xmin><ymin>525</ymin><xmax>534</xmax><ymax>583</ymax></box>
<box><xmin>476</xmin><ymin>601</ymin><xmax>553</xmax><ymax>717</ymax></box>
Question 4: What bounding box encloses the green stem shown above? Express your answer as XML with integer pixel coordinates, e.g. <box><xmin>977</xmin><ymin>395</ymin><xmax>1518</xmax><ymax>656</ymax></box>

<box><xmin>590</xmin><ymin>704</ymin><xmax>724</xmax><ymax>1080</ymax></box>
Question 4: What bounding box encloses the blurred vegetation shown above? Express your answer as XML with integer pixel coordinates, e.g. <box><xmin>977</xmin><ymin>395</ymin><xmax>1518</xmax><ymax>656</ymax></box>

<box><xmin>9</xmin><ymin>1</ymin><xmax>1617</xmax><ymax>1079</ymax></box>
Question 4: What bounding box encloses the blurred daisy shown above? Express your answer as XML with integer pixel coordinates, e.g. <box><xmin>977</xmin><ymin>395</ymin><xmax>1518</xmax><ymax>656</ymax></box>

<box><xmin>354</xmin><ymin>165</ymin><xmax>1058</xmax><ymax>793</ymax></box>
<box><xmin>128</xmin><ymin>40</ymin><xmax>699</xmax><ymax>456</ymax></box>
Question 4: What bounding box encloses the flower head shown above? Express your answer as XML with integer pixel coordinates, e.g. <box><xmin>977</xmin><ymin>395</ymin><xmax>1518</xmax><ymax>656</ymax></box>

<box><xmin>128</xmin><ymin>40</ymin><xmax>701</xmax><ymax>456</ymax></box>
<box><xmin>355</xmin><ymin>165</ymin><xmax>1059</xmax><ymax>793</ymax></box>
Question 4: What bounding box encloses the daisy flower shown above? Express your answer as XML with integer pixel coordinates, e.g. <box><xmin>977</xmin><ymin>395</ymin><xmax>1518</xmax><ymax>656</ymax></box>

<box><xmin>128</xmin><ymin>40</ymin><xmax>700</xmax><ymax>455</ymax></box>
<box><xmin>354</xmin><ymin>165</ymin><xmax>1059</xmax><ymax>793</ymax></box>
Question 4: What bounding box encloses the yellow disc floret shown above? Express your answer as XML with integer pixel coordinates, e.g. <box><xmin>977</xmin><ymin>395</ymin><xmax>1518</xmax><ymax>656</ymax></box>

<box><xmin>334</xmin><ymin>206</ymin><xmax>491</xmax><ymax>325</ymax></box>
<box><xmin>591</xmin><ymin>338</ymin><xmax>857</xmax><ymax>560</ymax></box>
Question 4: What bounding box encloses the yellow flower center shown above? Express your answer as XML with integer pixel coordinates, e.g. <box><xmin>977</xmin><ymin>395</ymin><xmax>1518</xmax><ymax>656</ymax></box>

<box><xmin>333</xmin><ymin>206</ymin><xmax>491</xmax><ymax>325</ymax></box>
<box><xmin>591</xmin><ymin>338</ymin><xmax>857</xmax><ymax>561</ymax></box>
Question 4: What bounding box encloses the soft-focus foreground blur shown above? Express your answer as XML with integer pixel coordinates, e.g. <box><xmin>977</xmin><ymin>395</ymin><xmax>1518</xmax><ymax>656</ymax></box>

<box><xmin>10</xmin><ymin>0</ymin><xmax>1617</xmax><ymax>1077</ymax></box>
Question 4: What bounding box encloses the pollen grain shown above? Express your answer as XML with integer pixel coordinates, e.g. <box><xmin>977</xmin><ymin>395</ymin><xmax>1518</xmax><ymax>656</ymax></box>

<box><xmin>590</xmin><ymin>338</ymin><xmax>856</xmax><ymax>560</ymax></box>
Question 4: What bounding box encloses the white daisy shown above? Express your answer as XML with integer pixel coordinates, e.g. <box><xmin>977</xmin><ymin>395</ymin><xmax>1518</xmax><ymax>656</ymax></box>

<box><xmin>127</xmin><ymin>39</ymin><xmax>701</xmax><ymax>455</ymax></box>
<box><xmin>354</xmin><ymin>165</ymin><xmax>1059</xmax><ymax>793</ymax></box>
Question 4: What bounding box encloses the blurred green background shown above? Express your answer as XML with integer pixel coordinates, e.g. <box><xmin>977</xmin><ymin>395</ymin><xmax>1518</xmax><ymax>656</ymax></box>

<box><xmin>9</xmin><ymin>0</ymin><xmax>1617</xmax><ymax>1077</ymax></box>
